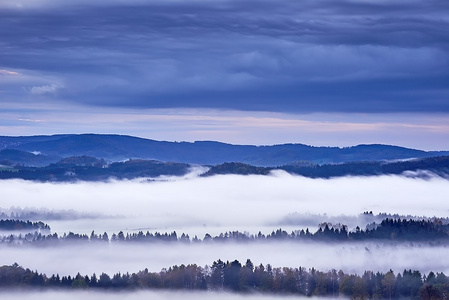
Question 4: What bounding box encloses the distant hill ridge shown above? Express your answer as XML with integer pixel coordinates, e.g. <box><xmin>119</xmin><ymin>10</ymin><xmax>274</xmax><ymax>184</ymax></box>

<box><xmin>203</xmin><ymin>156</ymin><xmax>449</xmax><ymax>178</ymax></box>
<box><xmin>0</xmin><ymin>134</ymin><xmax>448</xmax><ymax>167</ymax></box>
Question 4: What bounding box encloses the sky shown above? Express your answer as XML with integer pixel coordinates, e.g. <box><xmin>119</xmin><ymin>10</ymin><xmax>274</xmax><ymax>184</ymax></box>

<box><xmin>1</xmin><ymin>0</ymin><xmax>448</xmax><ymax>150</ymax></box>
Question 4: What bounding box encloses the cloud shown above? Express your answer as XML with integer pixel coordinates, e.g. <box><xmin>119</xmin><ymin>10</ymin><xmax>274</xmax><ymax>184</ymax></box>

<box><xmin>17</xmin><ymin>118</ymin><xmax>44</xmax><ymax>123</ymax></box>
<box><xmin>0</xmin><ymin>0</ymin><xmax>448</xmax><ymax>113</ymax></box>
<box><xmin>0</xmin><ymin>69</ymin><xmax>20</xmax><ymax>76</ymax></box>
<box><xmin>30</xmin><ymin>84</ymin><xmax>59</xmax><ymax>95</ymax></box>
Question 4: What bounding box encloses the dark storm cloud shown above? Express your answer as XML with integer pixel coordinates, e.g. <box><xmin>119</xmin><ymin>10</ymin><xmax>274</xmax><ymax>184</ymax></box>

<box><xmin>1</xmin><ymin>0</ymin><xmax>448</xmax><ymax>113</ymax></box>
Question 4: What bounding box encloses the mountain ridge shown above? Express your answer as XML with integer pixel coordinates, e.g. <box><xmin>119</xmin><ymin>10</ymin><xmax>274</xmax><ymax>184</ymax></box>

<box><xmin>1</xmin><ymin>134</ymin><xmax>448</xmax><ymax>167</ymax></box>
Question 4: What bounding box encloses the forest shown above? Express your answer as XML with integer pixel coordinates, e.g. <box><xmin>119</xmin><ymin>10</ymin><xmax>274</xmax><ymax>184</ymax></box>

<box><xmin>2</xmin><ymin>213</ymin><xmax>449</xmax><ymax>300</ymax></box>
<box><xmin>1</xmin><ymin>152</ymin><xmax>449</xmax><ymax>182</ymax></box>
<box><xmin>203</xmin><ymin>156</ymin><xmax>449</xmax><ymax>179</ymax></box>
<box><xmin>0</xmin><ymin>259</ymin><xmax>446</xmax><ymax>299</ymax></box>
<box><xmin>1</xmin><ymin>217</ymin><xmax>448</xmax><ymax>245</ymax></box>
<box><xmin>0</xmin><ymin>219</ymin><xmax>50</xmax><ymax>231</ymax></box>
<box><xmin>0</xmin><ymin>158</ymin><xmax>191</xmax><ymax>182</ymax></box>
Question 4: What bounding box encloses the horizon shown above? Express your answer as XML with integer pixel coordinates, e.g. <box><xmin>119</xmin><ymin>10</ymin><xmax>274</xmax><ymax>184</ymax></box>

<box><xmin>1</xmin><ymin>132</ymin><xmax>447</xmax><ymax>152</ymax></box>
<box><xmin>1</xmin><ymin>111</ymin><xmax>448</xmax><ymax>151</ymax></box>
<box><xmin>1</xmin><ymin>1</ymin><xmax>449</xmax><ymax>150</ymax></box>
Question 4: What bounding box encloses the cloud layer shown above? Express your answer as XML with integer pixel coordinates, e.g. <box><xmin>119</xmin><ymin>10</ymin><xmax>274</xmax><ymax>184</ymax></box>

<box><xmin>1</xmin><ymin>0</ymin><xmax>448</xmax><ymax>113</ymax></box>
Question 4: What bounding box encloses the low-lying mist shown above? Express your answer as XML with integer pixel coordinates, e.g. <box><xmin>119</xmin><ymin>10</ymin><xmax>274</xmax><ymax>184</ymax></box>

<box><xmin>0</xmin><ymin>290</ymin><xmax>337</xmax><ymax>300</ymax></box>
<box><xmin>2</xmin><ymin>238</ymin><xmax>449</xmax><ymax>277</ymax></box>
<box><xmin>1</xmin><ymin>172</ymin><xmax>448</xmax><ymax>234</ymax></box>
<box><xmin>1</xmin><ymin>172</ymin><xmax>448</xmax><ymax>278</ymax></box>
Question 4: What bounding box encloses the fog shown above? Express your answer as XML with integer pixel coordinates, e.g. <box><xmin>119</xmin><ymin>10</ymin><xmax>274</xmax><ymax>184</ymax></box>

<box><xmin>1</xmin><ymin>172</ymin><xmax>448</xmax><ymax>234</ymax></box>
<box><xmin>1</xmin><ymin>173</ymin><xmax>449</xmax><ymax>278</ymax></box>
<box><xmin>0</xmin><ymin>290</ymin><xmax>338</xmax><ymax>300</ymax></box>
<box><xmin>1</xmin><ymin>240</ymin><xmax>449</xmax><ymax>277</ymax></box>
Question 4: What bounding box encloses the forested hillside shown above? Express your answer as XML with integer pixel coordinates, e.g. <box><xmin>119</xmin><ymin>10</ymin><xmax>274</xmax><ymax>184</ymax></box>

<box><xmin>2</xmin><ymin>134</ymin><xmax>447</xmax><ymax>166</ymax></box>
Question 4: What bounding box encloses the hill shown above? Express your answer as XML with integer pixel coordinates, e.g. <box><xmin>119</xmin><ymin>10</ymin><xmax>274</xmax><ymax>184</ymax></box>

<box><xmin>0</xmin><ymin>149</ymin><xmax>59</xmax><ymax>167</ymax></box>
<box><xmin>0</xmin><ymin>158</ymin><xmax>191</xmax><ymax>182</ymax></box>
<box><xmin>203</xmin><ymin>156</ymin><xmax>449</xmax><ymax>178</ymax></box>
<box><xmin>1</xmin><ymin>134</ymin><xmax>447</xmax><ymax>167</ymax></box>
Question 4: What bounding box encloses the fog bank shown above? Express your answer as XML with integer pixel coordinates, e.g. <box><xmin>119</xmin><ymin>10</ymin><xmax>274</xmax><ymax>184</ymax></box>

<box><xmin>1</xmin><ymin>241</ymin><xmax>449</xmax><ymax>277</ymax></box>
<box><xmin>0</xmin><ymin>173</ymin><xmax>448</xmax><ymax>235</ymax></box>
<box><xmin>0</xmin><ymin>173</ymin><xmax>448</xmax><ymax>277</ymax></box>
<box><xmin>0</xmin><ymin>290</ymin><xmax>340</xmax><ymax>300</ymax></box>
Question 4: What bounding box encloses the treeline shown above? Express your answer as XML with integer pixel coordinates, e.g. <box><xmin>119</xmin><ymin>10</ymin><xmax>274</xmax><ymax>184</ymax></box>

<box><xmin>0</xmin><ymin>158</ymin><xmax>191</xmax><ymax>182</ymax></box>
<box><xmin>0</xmin><ymin>209</ymin><xmax>101</xmax><ymax>221</ymax></box>
<box><xmin>0</xmin><ymin>260</ymin><xmax>447</xmax><ymax>299</ymax></box>
<box><xmin>2</xmin><ymin>218</ymin><xmax>448</xmax><ymax>245</ymax></box>
<box><xmin>201</xmin><ymin>162</ymin><xmax>271</xmax><ymax>176</ymax></box>
<box><xmin>2</xmin><ymin>153</ymin><xmax>449</xmax><ymax>182</ymax></box>
<box><xmin>203</xmin><ymin>156</ymin><xmax>449</xmax><ymax>179</ymax></box>
<box><xmin>293</xmin><ymin>156</ymin><xmax>449</xmax><ymax>179</ymax></box>
<box><xmin>0</xmin><ymin>219</ymin><xmax>50</xmax><ymax>231</ymax></box>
